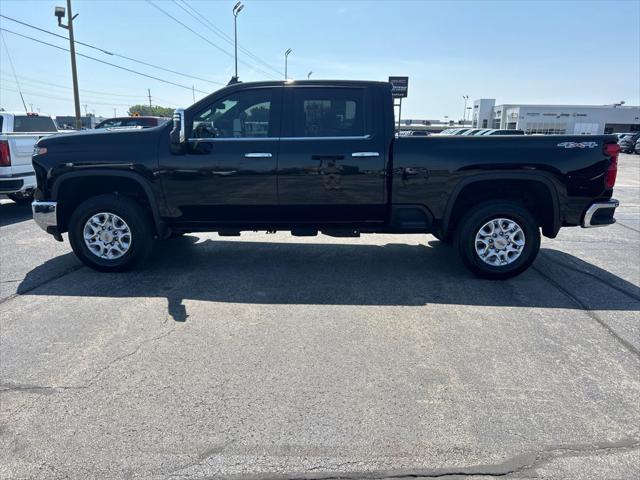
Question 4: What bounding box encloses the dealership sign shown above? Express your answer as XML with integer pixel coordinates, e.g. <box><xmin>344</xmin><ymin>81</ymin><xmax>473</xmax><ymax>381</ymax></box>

<box><xmin>389</xmin><ymin>76</ymin><xmax>408</xmax><ymax>98</ymax></box>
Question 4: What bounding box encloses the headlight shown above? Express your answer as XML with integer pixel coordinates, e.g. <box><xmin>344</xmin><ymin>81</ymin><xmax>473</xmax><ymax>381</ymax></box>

<box><xmin>33</xmin><ymin>146</ymin><xmax>48</xmax><ymax>156</ymax></box>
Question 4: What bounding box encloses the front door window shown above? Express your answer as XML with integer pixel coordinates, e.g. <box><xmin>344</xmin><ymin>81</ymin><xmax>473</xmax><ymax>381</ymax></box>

<box><xmin>191</xmin><ymin>89</ymin><xmax>274</xmax><ymax>139</ymax></box>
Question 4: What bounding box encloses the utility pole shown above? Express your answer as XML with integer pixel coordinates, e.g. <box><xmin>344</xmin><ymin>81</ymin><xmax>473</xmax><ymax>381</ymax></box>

<box><xmin>192</xmin><ymin>85</ymin><xmax>196</xmax><ymax>104</ymax></box>
<box><xmin>83</xmin><ymin>104</ymin><xmax>88</xmax><ymax>116</ymax></box>
<box><xmin>29</xmin><ymin>103</ymin><xmax>33</xmax><ymax>112</ymax></box>
<box><xmin>147</xmin><ymin>88</ymin><xmax>152</xmax><ymax>108</ymax></box>
<box><xmin>113</xmin><ymin>108</ymin><xmax>117</xmax><ymax>117</ymax></box>
<box><xmin>55</xmin><ymin>1</ymin><xmax>82</xmax><ymax>130</ymax></box>
<box><xmin>284</xmin><ymin>48</ymin><xmax>292</xmax><ymax>80</ymax></box>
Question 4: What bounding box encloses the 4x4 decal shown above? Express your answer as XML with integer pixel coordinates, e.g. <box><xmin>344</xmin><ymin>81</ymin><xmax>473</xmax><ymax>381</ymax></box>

<box><xmin>557</xmin><ymin>141</ymin><xmax>598</xmax><ymax>149</ymax></box>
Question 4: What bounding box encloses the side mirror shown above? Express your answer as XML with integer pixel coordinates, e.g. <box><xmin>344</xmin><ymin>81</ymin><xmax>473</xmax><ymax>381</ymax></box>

<box><xmin>170</xmin><ymin>108</ymin><xmax>185</xmax><ymax>154</ymax></box>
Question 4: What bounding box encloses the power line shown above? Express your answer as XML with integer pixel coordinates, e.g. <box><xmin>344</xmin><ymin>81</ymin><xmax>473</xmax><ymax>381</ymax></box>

<box><xmin>0</xmin><ymin>71</ymin><xmax>153</xmax><ymax>100</ymax></box>
<box><xmin>0</xmin><ymin>86</ymin><xmax>133</xmax><ymax>107</ymax></box>
<box><xmin>0</xmin><ymin>32</ymin><xmax>28</xmax><ymax>112</ymax></box>
<box><xmin>174</xmin><ymin>0</ymin><xmax>283</xmax><ymax>77</ymax></box>
<box><xmin>0</xmin><ymin>74</ymin><xmax>180</xmax><ymax>108</ymax></box>
<box><xmin>0</xmin><ymin>28</ymin><xmax>211</xmax><ymax>95</ymax></box>
<box><xmin>145</xmin><ymin>0</ymin><xmax>277</xmax><ymax>80</ymax></box>
<box><xmin>0</xmin><ymin>14</ymin><xmax>224</xmax><ymax>86</ymax></box>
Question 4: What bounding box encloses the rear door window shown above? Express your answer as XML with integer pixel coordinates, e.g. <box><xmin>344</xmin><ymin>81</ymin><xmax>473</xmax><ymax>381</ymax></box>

<box><xmin>13</xmin><ymin>116</ymin><xmax>57</xmax><ymax>133</ymax></box>
<box><xmin>292</xmin><ymin>88</ymin><xmax>368</xmax><ymax>137</ymax></box>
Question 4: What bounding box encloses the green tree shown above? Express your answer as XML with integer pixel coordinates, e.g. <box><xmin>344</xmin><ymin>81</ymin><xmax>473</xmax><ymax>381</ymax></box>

<box><xmin>127</xmin><ymin>104</ymin><xmax>174</xmax><ymax>117</ymax></box>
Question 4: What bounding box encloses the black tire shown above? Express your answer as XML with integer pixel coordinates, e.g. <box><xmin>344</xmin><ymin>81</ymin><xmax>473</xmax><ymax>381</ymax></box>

<box><xmin>455</xmin><ymin>201</ymin><xmax>540</xmax><ymax>280</ymax></box>
<box><xmin>68</xmin><ymin>194</ymin><xmax>155</xmax><ymax>272</ymax></box>
<box><xmin>8</xmin><ymin>190</ymin><xmax>34</xmax><ymax>204</ymax></box>
<box><xmin>432</xmin><ymin>231</ymin><xmax>453</xmax><ymax>245</ymax></box>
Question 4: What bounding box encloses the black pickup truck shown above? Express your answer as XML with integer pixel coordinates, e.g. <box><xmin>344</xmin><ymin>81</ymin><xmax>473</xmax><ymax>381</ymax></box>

<box><xmin>32</xmin><ymin>80</ymin><xmax>620</xmax><ymax>279</ymax></box>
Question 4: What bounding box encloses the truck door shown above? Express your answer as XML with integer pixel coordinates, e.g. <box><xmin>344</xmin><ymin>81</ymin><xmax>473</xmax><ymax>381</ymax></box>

<box><xmin>276</xmin><ymin>86</ymin><xmax>387</xmax><ymax>223</ymax></box>
<box><xmin>159</xmin><ymin>86</ymin><xmax>281</xmax><ymax>223</ymax></box>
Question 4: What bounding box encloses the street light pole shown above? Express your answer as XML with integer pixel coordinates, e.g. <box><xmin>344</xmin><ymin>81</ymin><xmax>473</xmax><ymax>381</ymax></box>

<box><xmin>462</xmin><ymin>95</ymin><xmax>469</xmax><ymax>125</ymax></box>
<box><xmin>284</xmin><ymin>48</ymin><xmax>292</xmax><ymax>80</ymax></box>
<box><xmin>307</xmin><ymin>71</ymin><xmax>312</xmax><ymax>79</ymax></box>
<box><xmin>232</xmin><ymin>2</ymin><xmax>244</xmax><ymax>80</ymax></box>
<box><xmin>56</xmin><ymin>1</ymin><xmax>82</xmax><ymax>130</ymax></box>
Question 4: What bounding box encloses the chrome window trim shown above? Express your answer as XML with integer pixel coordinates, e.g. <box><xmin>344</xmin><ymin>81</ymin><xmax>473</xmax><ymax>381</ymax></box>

<box><xmin>187</xmin><ymin>135</ymin><xmax>372</xmax><ymax>142</ymax></box>
<box><xmin>187</xmin><ymin>137</ymin><xmax>279</xmax><ymax>142</ymax></box>
<box><xmin>280</xmin><ymin>134</ymin><xmax>372</xmax><ymax>141</ymax></box>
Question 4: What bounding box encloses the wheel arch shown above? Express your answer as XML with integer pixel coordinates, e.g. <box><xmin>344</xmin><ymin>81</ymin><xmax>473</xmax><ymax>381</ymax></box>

<box><xmin>441</xmin><ymin>172</ymin><xmax>561</xmax><ymax>239</ymax></box>
<box><xmin>52</xmin><ymin>170</ymin><xmax>165</xmax><ymax>236</ymax></box>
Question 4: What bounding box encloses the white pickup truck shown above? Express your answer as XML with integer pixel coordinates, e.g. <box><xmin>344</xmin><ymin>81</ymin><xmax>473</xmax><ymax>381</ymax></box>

<box><xmin>0</xmin><ymin>112</ymin><xmax>59</xmax><ymax>204</ymax></box>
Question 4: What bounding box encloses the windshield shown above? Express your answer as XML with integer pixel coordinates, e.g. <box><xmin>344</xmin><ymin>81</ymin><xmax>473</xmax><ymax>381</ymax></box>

<box><xmin>13</xmin><ymin>115</ymin><xmax>57</xmax><ymax>133</ymax></box>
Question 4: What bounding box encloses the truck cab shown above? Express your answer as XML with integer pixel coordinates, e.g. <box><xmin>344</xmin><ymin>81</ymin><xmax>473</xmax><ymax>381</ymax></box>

<box><xmin>163</xmin><ymin>81</ymin><xmax>393</xmax><ymax>227</ymax></box>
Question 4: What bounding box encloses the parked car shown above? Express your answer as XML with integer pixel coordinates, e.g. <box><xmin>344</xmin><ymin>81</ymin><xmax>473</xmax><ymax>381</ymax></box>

<box><xmin>438</xmin><ymin>128</ymin><xmax>471</xmax><ymax>135</ymax></box>
<box><xmin>616</xmin><ymin>132</ymin><xmax>635</xmax><ymax>141</ymax></box>
<box><xmin>618</xmin><ymin>132</ymin><xmax>640</xmax><ymax>153</ymax></box>
<box><xmin>400</xmin><ymin>130</ymin><xmax>430</xmax><ymax>137</ymax></box>
<box><xmin>461</xmin><ymin>129</ymin><xmax>484</xmax><ymax>136</ymax></box>
<box><xmin>0</xmin><ymin>112</ymin><xmax>58</xmax><ymax>203</ymax></box>
<box><xmin>32</xmin><ymin>80</ymin><xmax>620</xmax><ymax>279</ymax></box>
<box><xmin>485</xmin><ymin>129</ymin><xmax>525</xmax><ymax>136</ymax></box>
<box><xmin>635</xmin><ymin>139</ymin><xmax>640</xmax><ymax>155</ymax></box>
<box><xmin>94</xmin><ymin>116</ymin><xmax>169</xmax><ymax>129</ymax></box>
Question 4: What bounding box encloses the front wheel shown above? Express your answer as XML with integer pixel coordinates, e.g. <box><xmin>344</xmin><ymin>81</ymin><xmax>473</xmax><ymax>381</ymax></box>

<box><xmin>455</xmin><ymin>201</ymin><xmax>540</xmax><ymax>280</ymax></box>
<box><xmin>68</xmin><ymin>194</ymin><xmax>155</xmax><ymax>272</ymax></box>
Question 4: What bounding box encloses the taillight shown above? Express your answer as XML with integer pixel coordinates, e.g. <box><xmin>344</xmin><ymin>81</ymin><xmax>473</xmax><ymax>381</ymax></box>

<box><xmin>0</xmin><ymin>140</ymin><xmax>10</xmax><ymax>167</ymax></box>
<box><xmin>604</xmin><ymin>143</ymin><xmax>620</xmax><ymax>189</ymax></box>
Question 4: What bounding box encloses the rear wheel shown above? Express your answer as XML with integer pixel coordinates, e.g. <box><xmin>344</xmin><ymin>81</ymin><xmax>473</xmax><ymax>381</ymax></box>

<box><xmin>455</xmin><ymin>201</ymin><xmax>540</xmax><ymax>279</ymax></box>
<box><xmin>68</xmin><ymin>194</ymin><xmax>154</xmax><ymax>272</ymax></box>
<box><xmin>8</xmin><ymin>190</ymin><xmax>34</xmax><ymax>204</ymax></box>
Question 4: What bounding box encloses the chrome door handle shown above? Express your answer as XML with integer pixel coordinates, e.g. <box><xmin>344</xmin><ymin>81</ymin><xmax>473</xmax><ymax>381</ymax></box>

<box><xmin>351</xmin><ymin>152</ymin><xmax>379</xmax><ymax>157</ymax></box>
<box><xmin>244</xmin><ymin>152</ymin><xmax>272</xmax><ymax>158</ymax></box>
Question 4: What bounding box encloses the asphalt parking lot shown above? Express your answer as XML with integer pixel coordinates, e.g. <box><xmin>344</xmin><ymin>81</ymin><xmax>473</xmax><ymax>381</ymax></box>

<box><xmin>1</xmin><ymin>154</ymin><xmax>639</xmax><ymax>480</ymax></box>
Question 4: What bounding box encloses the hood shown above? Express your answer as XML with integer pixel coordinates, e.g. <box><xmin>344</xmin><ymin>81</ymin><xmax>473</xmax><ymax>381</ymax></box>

<box><xmin>37</xmin><ymin>124</ymin><xmax>168</xmax><ymax>149</ymax></box>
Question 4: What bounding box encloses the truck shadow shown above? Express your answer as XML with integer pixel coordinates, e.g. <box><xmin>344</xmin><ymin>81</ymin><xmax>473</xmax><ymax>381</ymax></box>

<box><xmin>17</xmin><ymin>236</ymin><xmax>640</xmax><ymax>322</ymax></box>
<box><xmin>0</xmin><ymin>199</ymin><xmax>32</xmax><ymax>227</ymax></box>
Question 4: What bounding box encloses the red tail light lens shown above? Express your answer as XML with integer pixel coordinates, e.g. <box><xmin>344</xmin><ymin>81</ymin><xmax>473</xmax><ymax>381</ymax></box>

<box><xmin>604</xmin><ymin>143</ymin><xmax>620</xmax><ymax>189</ymax></box>
<box><xmin>0</xmin><ymin>140</ymin><xmax>10</xmax><ymax>167</ymax></box>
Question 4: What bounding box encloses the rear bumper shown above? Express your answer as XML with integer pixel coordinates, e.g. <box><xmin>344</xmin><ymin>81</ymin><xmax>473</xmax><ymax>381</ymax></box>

<box><xmin>32</xmin><ymin>201</ymin><xmax>58</xmax><ymax>233</ymax></box>
<box><xmin>0</xmin><ymin>172</ymin><xmax>36</xmax><ymax>194</ymax></box>
<box><xmin>581</xmin><ymin>199</ymin><xmax>619</xmax><ymax>228</ymax></box>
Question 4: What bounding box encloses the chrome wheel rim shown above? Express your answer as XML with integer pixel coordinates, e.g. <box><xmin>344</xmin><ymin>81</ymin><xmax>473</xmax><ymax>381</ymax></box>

<box><xmin>475</xmin><ymin>217</ymin><xmax>525</xmax><ymax>267</ymax></box>
<box><xmin>83</xmin><ymin>212</ymin><xmax>132</xmax><ymax>260</ymax></box>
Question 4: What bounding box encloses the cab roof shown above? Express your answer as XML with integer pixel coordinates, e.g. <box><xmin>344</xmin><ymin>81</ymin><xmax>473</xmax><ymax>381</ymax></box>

<box><xmin>191</xmin><ymin>79</ymin><xmax>392</xmax><ymax>111</ymax></box>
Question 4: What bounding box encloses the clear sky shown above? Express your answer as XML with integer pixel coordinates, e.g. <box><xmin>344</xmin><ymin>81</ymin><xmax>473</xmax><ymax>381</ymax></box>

<box><xmin>0</xmin><ymin>0</ymin><xmax>638</xmax><ymax>119</ymax></box>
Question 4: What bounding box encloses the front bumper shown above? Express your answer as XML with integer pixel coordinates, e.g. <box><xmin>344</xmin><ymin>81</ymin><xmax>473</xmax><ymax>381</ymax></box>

<box><xmin>581</xmin><ymin>199</ymin><xmax>619</xmax><ymax>228</ymax></box>
<box><xmin>32</xmin><ymin>201</ymin><xmax>58</xmax><ymax>233</ymax></box>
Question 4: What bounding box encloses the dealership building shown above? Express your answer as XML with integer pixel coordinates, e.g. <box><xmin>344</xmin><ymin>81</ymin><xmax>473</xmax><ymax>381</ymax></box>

<box><xmin>472</xmin><ymin>99</ymin><xmax>640</xmax><ymax>134</ymax></box>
